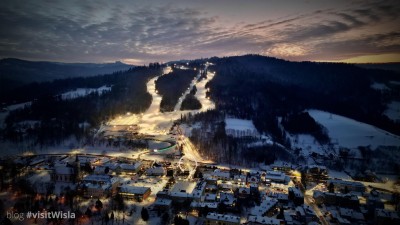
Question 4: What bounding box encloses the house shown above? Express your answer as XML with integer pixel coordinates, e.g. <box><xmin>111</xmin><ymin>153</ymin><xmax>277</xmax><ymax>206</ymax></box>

<box><xmin>192</xmin><ymin>181</ymin><xmax>207</xmax><ymax>201</ymax></box>
<box><xmin>288</xmin><ymin>187</ymin><xmax>304</xmax><ymax>206</ymax></box>
<box><xmin>205</xmin><ymin>212</ymin><xmax>240</xmax><ymax>225</ymax></box>
<box><xmin>246</xmin><ymin>215</ymin><xmax>283</xmax><ymax>225</ymax></box>
<box><xmin>119</xmin><ymin>186</ymin><xmax>151</xmax><ymax>202</ymax></box>
<box><xmin>191</xmin><ymin>201</ymin><xmax>218</xmax><ymax>212</ymax></box>
<box><xmin>248</xmin><ymin>175</ymin><xmax>261</xmax><ymax>184</ymax></box>
<box><xmin>250</xmin><ymin>197</ymin><xmax>278</xmax><ymax>217</ymax></box>
<box><xmin>268</xmin><ymin>192</ymin><xmax>289</xmax><ymax>205</ymax></box>
<box><xmin>220</xmin><ymin>192</ymin><xmax>237</xmax><ymax>208</ymax></box>
<box><xmin>237</xmin><ymin>187</ymin><xmax>251</xmax><ymax>199</ymax></box>
<box><xmin>146</xmin><ymin>167</ymin><xmax>166</xmax><ymax>176</ymax></box>
<box><xmin>327</xmin><ymin>179</ymin><xmax>366</xmax><ymax>193</ymax></box>
<box><xmin>154</xmin><ymin>198</ymin><xmax>172</xmax><ymax>211</ymax></box>
<box><xmin>82</xmin><ymin>175</ymin><xmax>120</xmax><ymax>198</ymax></box>
<box><xmin>313</xmin><ymin>191</ymin><xmax>359</xmax><ymax>208</ymax></box>
<box><xmin>265</xmin><ymin>171</ymin><xmax>287</xmax><ymax>184</ymax></box>
<box><xmin>120</xmin><ymin>162</ymin><xmax>142</xmax><ymax>174</ymax></box>
<box><xmin>213</xmin><ymin>169</ymin><xmax>231</xmax><ymax>181</ymax></box>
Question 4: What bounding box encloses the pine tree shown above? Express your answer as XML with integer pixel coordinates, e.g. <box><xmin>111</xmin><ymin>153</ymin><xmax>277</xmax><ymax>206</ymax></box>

<box><xmin>141</xmin><ymin>207</ymin><xmax>149</xmax><ymax>221</ymax></box>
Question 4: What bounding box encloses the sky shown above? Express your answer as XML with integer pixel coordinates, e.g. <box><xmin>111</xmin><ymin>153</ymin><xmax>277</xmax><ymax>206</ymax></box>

<box><xmin>0</xmin><ymin>0</ymin><xmax>399</xmax><ymax>65</ymax></box>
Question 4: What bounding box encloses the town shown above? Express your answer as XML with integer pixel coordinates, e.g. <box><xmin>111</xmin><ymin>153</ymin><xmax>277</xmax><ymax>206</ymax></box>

<box><xmin>1</xmin><ymin>130</ymin><xmax>399</xmax><ymax>225</ymax></box>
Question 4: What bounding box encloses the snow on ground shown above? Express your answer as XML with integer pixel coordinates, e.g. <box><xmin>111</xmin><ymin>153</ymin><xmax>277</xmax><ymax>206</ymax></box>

<box><xmin>138</xmin><ymin>68</ymin><xmax>215</xmax><ymax>135</ymax></box>
<box><xmin>384</xmin><ymin>101</ymin><xmax>400</xmax><ymax>122</ymax></box>
<box><xmin>225</xmin><ymin>118</ymin><xmax>259</xmax><ymax>137</ymax></box>
<box><xmin>308</xmin><ymin>110</ymin><xmax>400</xmax><ymax>149</ymax></box>
<box><xmin>61</xmin><ymin>85</ymin><xmax>111</xmax><ymax>100</ymax></box>
<box><xmin>371</xmin><ymin>82</ymin><xmax>390</xmax><ymax>91</ymax></box>
<box><xmin>193</xmin><ymin>71</ymin><xmax>215</xmax><ymax>111</ymax></box>
<box><xmin>108</xmin><ymin>113</ymin><xmax>140</xmax><ymax>126</ymax></box>
<box><xmin>6</xmin><ymin>101</ymin><xmax>32</xmax><ymax>111</ymax></box>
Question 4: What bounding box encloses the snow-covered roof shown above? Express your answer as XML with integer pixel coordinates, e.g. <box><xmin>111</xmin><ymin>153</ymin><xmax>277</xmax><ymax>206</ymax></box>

<box><xmin>247</xmin><ymin>215</ymin><xmax>281</xmax><ymax>225</ymax></box>
<box><xmin>146</xmin><ymin>166</ymin><xmax>166</xmax><ymax>175</ymax></box>
<box><xmin>83</xmin><ymin>174</ymin><xmax>112</xmax><ymax>183</ymax></box>
<box><xmin>289</xmin><ymin>187</ymin><xmax>303</xmax><ymax>198</ymax></box>
<box><xmin>154</xmin><ymin>198</ymin><xmax>172</xmax><ymax>206</ymax></box>
<box><xmin>265</xmin><ymin>171</ymin><xmax>286</xmax><ymax>182</ymax></box>
<box><xmin>54</xmin><ymin>166</ymin><xmax>74</xmax><ymax>175</ymax></box>
<box><xmin>212</xmin><ymin>170</ymin><xmax>230</xmax><ymax>179</ymax></box>
<box><xmin>206</xmin><ymin>213</ymin><xmax>240</xmax><ymax>223</ymax></box>
<box><xmin>171</xmin><ymin>181</ymin><xmax>196</xmax><ymax>197</ymax></box>
<box><xmin>250</xmin><ymin>197</ymin><xmax>278</xmax><ymax>216</ymax></box>
<box><xmin>205</xmin><ymin>193</ymin><xmax>217</xmax><ymax>201</ymax></box>
<box><xmin>120</xmin><ymin>162</ymin><xmax>141</xmax><ymax>171</ymax></box>
<box><xmin>375</xmin><ymin>209</ymin><xmax>400</xmax><ymax>219</ymax></box>
<box><xmin>85</xmin><ymin>183</ymin><xmax>111</xmax><ymax>190</ymax></box>
<box><xmin>191</xmin><ymin>201</ymin><xmax>218</xmax><ymax>209</ymax></box>
<box><xmin>192</xmin><ymin>181</ymin><xmax>207</xmax><ymax>198</ymax></box>
<box><xmin>220</xmin><ymin>192</ymin><xmax>236</xmax><ymax>205</ymax></box>
<box><xmin>233</xmin><ymin>174</ymin><xmax>247</xmax><ymax>181</ymax></box>
<box><xmin>120</xmin><ymin>186</ymin><xmax>150</xmax><ymax>195</ymax></box>
<box><xmin>103</xmin><ymin>162</ymin><xmax>120</xmax><ymax>170</ymax></box>
<box><xmin>327</xmin><ymin>179</ymin><xmax>365</xmax><ymax>188</ymax></box>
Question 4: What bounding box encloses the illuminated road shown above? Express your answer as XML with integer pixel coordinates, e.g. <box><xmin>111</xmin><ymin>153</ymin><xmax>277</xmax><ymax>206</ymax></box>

<box><xmin>296</xmin><ymin>179</ymin><xmax>329</xmax><ymax>225</ymax></box>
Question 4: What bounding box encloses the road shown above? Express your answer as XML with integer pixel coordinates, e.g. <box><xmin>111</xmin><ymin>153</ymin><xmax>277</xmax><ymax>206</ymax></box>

<box><xmin>296</xmin><ymin>180</ymin><xmax>330</xmax><ymax>225</ymax></box>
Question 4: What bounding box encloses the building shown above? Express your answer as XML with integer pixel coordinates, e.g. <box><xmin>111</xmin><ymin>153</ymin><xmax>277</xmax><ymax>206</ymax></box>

<box><xmin>191</xmin><ymin>201</ymin><xmax>218</xmax><ymax>212</ymax></box>
<box><xmin>51</xmin><ymin>165</ymin><xmax>75</xmax><ymax>183</ymax></box>
<box><xmin>120</xmin><ymin>162</ymin><xmax>142</xmax><ymax>174</ymax></box>
<box><xmin>206</xmin><ymin>213</ymin><xmax>240</xmax><ymax>225</ymax></box>
<box><xmin>247</xmin><ymin>175</ymin><xmax>261</xmax><ymax>184</ymax></box>
<box><xmin>313</xmin><ymin>191</ymin><xmax>359</xmax><ymax>208</ymax></box>
<box><xmin>288</xmin><ymin>187</ymin><xmax>304</xmax><ymax>206</ymax></box>
<box><xmin>170</xmin><ymin>181</ymin><xmax>196</xmax><ymax>202</ymax></box>
<box><xmin>237</xmin><ymin>187</ymin><xmax>251</xmax><ymax>199</ymax></box>
<box><xmin>220</xmin><ymin>192</ymin><xmax>237</xmax><ymax>208</ymax></box>
<box><xmin>246</xmin><ymin>215</ymin><xmax>283</xmax><ymax>225</ymax></box>
<box><xmin>82</xmin><ymin>174</ymin><xmax>120</xmax><ymax>198</ymax></box>
<box><xmin>268</xmin><ymin>192</ymin><xmax>289</xmax><ymax>205</ymax></box>
<box><xmin>265</xmin><ymin>171</ymin><xmax>287</xmax><ymax>184</ymax></box>
<box><xmin>119</xmin><ymin>186</ymin><xmax>151</xmax><ymax>202</ymax></box>
<box><xmin>154</xmin><ymin>198</ymin><xmax>172</xmax><ymax>211</ymax></box>
<box><xmin>250</xmin><ymin>197</ymin><xmax>278</xmax><ymax>217</ymax></box>
<box><xmin>327</xmin><ymin>179</ymin><xmax>366</xmax><ymax>193</ymax></box>
<box><xmin>146</xmin><ymin>167</ymin><xmax>166</xmax><ymax>176</ymax></box>
<box><xmin>192</xmin><ymin>181</ymin><xmax>207</xmax><ymax>201</ymax></box>
<box><xmin>374</xmin><ymin>209</ymin><xmax>400</xmax><ymax>225</ymax></box>
<box><xmin>213</xmin><ymin>169</ymin><xmax>231</xmax><ymax>181</ymax></box>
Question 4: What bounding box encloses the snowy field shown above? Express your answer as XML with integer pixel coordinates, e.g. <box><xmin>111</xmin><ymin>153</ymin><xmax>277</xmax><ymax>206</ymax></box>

<box><xmin>371</xmin><ymin>82</ymin><xmax>389</xmax><ymax>91</ymax></box>
<box><xmin>308</xmin><ymin>110</ymin><xmax>400</xmax><ymax>149</ymax></box>
<box><xmin>61</xmin><ymin>85</ymin><xmax>111</xmax><ymax>100</ymax></box>
<box><xmin>225</xmin><ymin>118</ymin><xmax>259</xmax><ymax>137</ymax></box>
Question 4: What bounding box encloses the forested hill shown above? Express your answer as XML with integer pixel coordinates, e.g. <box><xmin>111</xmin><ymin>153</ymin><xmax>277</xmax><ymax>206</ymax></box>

<box><xmin>3</xmin><ymin>65</ymin><xmax>163</xmax><ymax>144</ymax></box>
<box><xmin>206</xmin><ymin>55</ymin><xmax>400</xmax><ymax>136</ymax></box>
<box><xmin>0</xmin><ymin>58</ymin><xmax>133</xmax><ymax>93</ymax></box>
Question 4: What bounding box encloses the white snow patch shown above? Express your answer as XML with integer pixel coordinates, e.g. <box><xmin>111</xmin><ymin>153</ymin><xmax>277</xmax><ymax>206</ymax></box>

<box><xmin>225</xmin><ymin>118</ymin><xmax>259</xmax><ymax>137</ymax></box>
<box><xmin>371</xmin><ymin>82</ymin><xmax>389</xmax><ymax>91</ymax></box>
<box><xmin>61</xmin><ymin>85</ymin><xmax>111</xmax><ymax>100</ymax></box>
<box><xmin>384</xmin><ymin>101</ymin><xmax>400</xmax><ymax>122</ymax></box>
<box><xmin>308</xmin><ymin>110</ymin><xmax>400</xmax><ymax>149</ymax></box>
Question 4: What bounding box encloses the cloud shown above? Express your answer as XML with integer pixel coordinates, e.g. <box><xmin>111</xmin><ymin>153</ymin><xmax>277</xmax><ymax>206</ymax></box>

<box><xmin>0</xmin><ymin>0</ymin><xmax>399</xmax><ymax>63</ymax></box>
